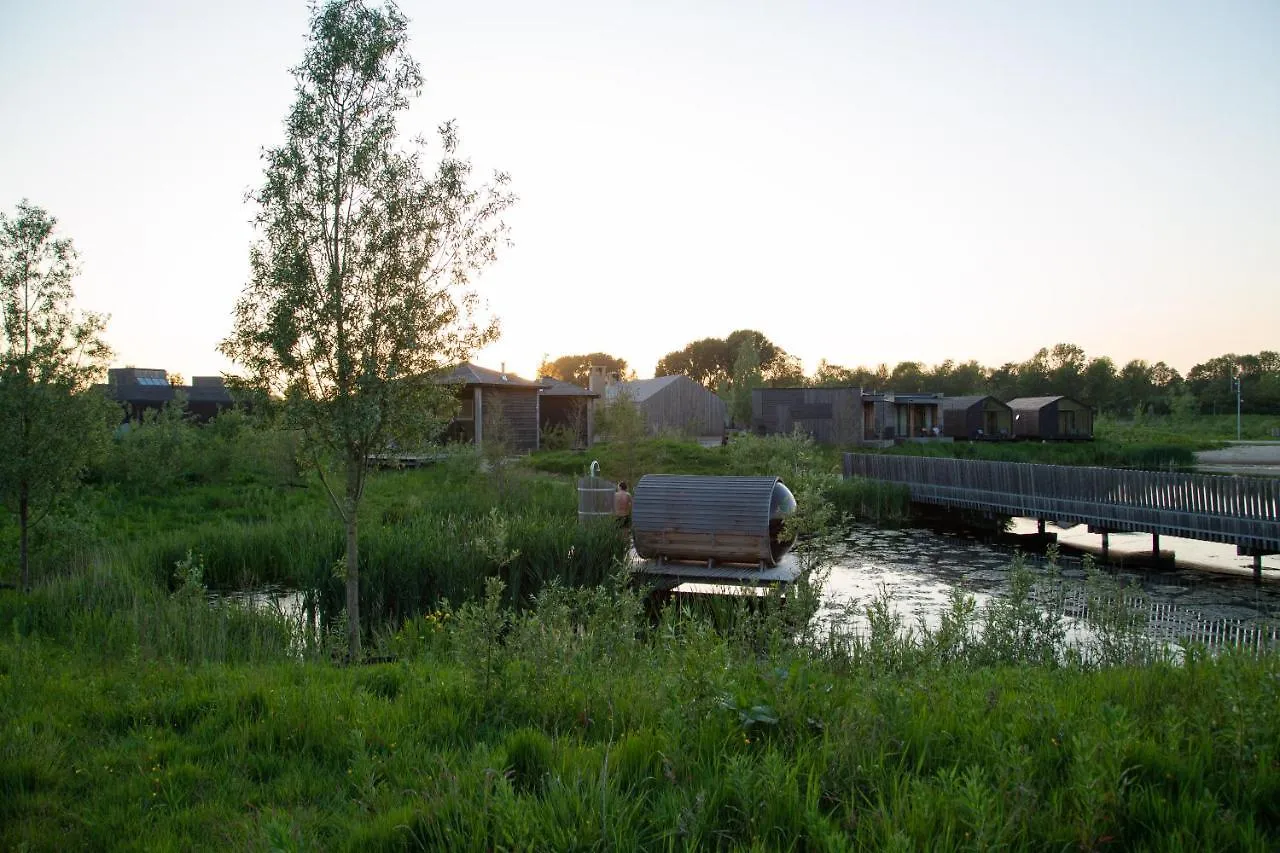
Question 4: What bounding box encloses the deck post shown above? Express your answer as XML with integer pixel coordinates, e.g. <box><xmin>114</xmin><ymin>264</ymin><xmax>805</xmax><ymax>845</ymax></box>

<box><xmin>1101</xmin><ymin>531</ymin><xmax>1109</xmax><ymax>561</ymax></box>
<box><xmin>1152</xmin><ymin>533</ymin><xmax>1160</xmax><ymax>560</ymax></box>
<box><xmin>1255</xmin><ymin>554</ymin><xmax>1264</xmax><ymax>583</ymax></box>
<box><xmin>1037</xmin><ymin>518</ymin><xmax>1046</xmax><ymax>536</ymax></box>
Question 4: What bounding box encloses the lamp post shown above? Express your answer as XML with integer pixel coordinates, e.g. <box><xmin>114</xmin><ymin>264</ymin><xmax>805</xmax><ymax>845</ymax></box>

<box><xmin>1233</xmin><ymin>372</ymin><xmax>1242</xmax><ymax>440</ymax></box>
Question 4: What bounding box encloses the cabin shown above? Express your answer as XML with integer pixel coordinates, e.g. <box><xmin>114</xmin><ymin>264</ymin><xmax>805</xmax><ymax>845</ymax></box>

<box><xmin>862</xmin><ymin>392</ymin><xmax>944</xmax><ymax>441</ymax></box>
<box><xmin>538</xmin><ymin>378</ymin><xmax>597</xmax><ymax>448</ymax></box>
<box><xmin>751</xmin><ymin>387</ymin><xmax>862</xmax><ymax>445</ymax></box>
<box><xmin>100</xmin><ymin>368</ymin><xmax>235</xmax><ymax>422</ymax></box>
<box><xmin>439</xmin><ymin>363</ymin><xmax>542</xmax><ymax>452</ymax></box>
<box><xmin>1007</xmin><ymin>395</ymin><xmax>1094</xmax><ymax>440</ymax></box>
<box><xmin>595</xmin><ymin>370</ymin><xmax>725</xmax><ymax>442</ymax></box>
<box><xmin>941</xmin><ymin>395</ymin><xmax>1013</xmax><ymax>440</ymax></box>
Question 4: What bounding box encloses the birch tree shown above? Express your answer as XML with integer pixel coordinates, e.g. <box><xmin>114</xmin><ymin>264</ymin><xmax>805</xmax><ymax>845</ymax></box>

<box><xmin>0</xmin><ymin>201</ymin><xmax>113</xmax><ymax>591</ymax></box>
<box><xmin>220</xmin><ymin>0</ymin><xmax>513</xmax><ymax>659</ymax></box>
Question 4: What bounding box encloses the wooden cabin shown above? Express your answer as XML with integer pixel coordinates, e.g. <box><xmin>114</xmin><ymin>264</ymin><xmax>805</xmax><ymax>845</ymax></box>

<box><xmin>100</xmin><ymin>368</ymin><xmax>235</xmax><ymax>422</ymax></box>
<box><xmin>538</xmin><ymin>378</ymin><xmax>597</xmax><ymax>448</ymax></box>
<box><xmin>1007</xmin><ymin>395</ymin><xmax>1094</xmax><ymax>440</ymax></box>
<box><xmin>440</xmin><ymin>363</ymin><xmax>542</xmax><ymax>452</ymax></box>
<box><xmin>601</xmin><ymin>374</ymin><xmax>725</xmax><ymax>441</ymax></box>
<box><xmin>863</xmin><ymin>392</ymin><xmax>943</xmax><ymax>440</ymax></box>
<box><xmin>941</xmin><ymin>395</ymin><xmax>1013</xmax><ymax>440</ymax></box>
<box><xmin>751</xmin><ymin>387</ymin><xmax>862</xmax><ymax>445</ymax></box>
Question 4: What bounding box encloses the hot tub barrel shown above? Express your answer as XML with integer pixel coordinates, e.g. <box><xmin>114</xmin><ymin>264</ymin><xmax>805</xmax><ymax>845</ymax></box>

<box><xmin>632</xmin><ymin>475</ymin><xmax>797</xmax><ymax>567</ymax></box>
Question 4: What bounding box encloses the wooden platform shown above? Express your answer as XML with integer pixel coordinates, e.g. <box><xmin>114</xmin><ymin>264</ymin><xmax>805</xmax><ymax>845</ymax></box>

<box><xmin>630</xmin><ymin>551</ymin><xmax>802</xmax><ymax>587</ymax></box>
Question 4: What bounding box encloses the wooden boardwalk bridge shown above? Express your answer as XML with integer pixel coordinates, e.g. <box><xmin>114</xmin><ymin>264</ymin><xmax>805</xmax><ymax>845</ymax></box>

<box><xmin>843</xmin><ymin>454</ymin><xmax>1280</xmax><ymax>578</ymax></box>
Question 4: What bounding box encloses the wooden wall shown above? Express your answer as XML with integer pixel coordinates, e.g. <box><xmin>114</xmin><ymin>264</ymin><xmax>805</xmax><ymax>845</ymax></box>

<box><xmin>752</xmin><ymin>387</ymin><xmax>862</xmax><ymax>444</ymax></box>
<box><xmin>643</xmin><ymin>376</ymin><xmax>725</xmax><ymax>437</ymax></box>
<box><xmin>480</xmin><ymin>387</ymin><xmax>540</xmax><ymax>452</ymax></box>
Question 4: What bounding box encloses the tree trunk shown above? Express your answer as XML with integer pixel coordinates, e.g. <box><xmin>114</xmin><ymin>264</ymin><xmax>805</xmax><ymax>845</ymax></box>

<box><xmin>19</xmin><ymin>483</ymin><xmax>30</xmax><ymax>593</ymax></box>
<box><xmin>344</xmin><ymin>458</ymin><xmax>362</xmax><ymax>662</ymax></box>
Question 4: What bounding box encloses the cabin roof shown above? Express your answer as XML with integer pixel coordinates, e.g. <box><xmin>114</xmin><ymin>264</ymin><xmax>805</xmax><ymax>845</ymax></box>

<box><xmin>943</xmin><ymin>395</ymin><xmax>1011</xmax><ymax>410</ymax></box>
<box><xmin>605</xmin><ymin>375</ymin><xmax>684</xmax><ymax>403</ymax></box>
<box><xmin>538</xmin><ymin>378</ymin><xmax>598</xmax><ymax>397</ymax></box>
<box><xmin>440</xmin><ymin>363</ymin><xmax>542</xmax><ymax>388</ymax></box>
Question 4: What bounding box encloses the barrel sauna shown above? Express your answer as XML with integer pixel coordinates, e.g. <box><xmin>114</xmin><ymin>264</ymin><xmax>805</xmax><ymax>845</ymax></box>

<box><xmin>632</xmin><ymin>475</ymin><xmax>797</xmax><ymax>568</ymax></box>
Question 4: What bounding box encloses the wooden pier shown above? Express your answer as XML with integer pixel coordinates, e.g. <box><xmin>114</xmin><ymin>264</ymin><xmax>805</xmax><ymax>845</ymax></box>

<box><xmin>844</xmin><ymin>453</ymin><xmax>1280</xmax><ymax>578</ymax></box>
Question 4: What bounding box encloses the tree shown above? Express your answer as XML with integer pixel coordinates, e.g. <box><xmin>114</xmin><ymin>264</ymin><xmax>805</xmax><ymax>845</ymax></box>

<box><xmin>719</xmin><ymin>338</ymin><xmax>762</xmax><ymax>427</ymax></box>
<box><xmin>0</xmin><ymin>201</ymin><xmax>113</xmax><ymax>590</ymax></box>
<box><xmin>654</xmin><ymin>337</ymin><xmax>730</xmax><ymax>387</ymax></box>
<box><xmin>220</xmin><ymin>0</ymin><xmax>513</xmax><ymax>659</ymax></box>
<box><xmin>537</xmin><ymin>352</ymin><xmax>629</xmax><ymax>387</ymax></box>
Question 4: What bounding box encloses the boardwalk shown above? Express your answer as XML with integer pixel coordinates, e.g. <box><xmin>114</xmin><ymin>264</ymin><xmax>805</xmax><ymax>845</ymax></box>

<box><xmin>843</xmin><ymin>454</ymin><xmax>1280</xmax><ymax>554</ymax></box>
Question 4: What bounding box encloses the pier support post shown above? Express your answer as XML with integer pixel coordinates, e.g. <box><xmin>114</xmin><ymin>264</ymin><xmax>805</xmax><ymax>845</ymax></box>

<box><xmin>1101</xmin><ymin>531</ymin><xmax>1109</xmax><ymax>561</ymax></box>
<box><xmin>1255</xmin><ymin>555</ymin><xmax>1264</xmax><ymax>583</ymax></box>
<box><xmin>1037</xmin><ymin>518</ymin><xmax>1046</xmax><ymax>536</ymax></box>
<box><xmin>1152</xmin><ymin>533</ymin><xmax>1160</xmax><ymax>561</ymax></box>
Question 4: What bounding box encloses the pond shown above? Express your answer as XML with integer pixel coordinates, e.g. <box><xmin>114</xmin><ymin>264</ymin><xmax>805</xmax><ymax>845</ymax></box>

<box><xmin>820</xmin><ymin>520</ymin><xmax>1280</xmax><ymax>651</ymax></box>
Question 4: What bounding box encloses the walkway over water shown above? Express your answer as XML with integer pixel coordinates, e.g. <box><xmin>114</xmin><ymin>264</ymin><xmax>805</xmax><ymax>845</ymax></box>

<box><xmin>843</xmin><ymin>454</ymin><xmax>1280</xmax><ymax>554</ymax></box>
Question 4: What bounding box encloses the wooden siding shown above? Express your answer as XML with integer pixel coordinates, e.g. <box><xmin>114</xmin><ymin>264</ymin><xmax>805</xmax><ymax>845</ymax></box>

<box><xmin>941</xmin><ymin>397</ymin><xmax>1013</xmax><ymax>439</ymax></box>
<box><xmin>752</xmin><ymin>388</ymin><xmax>862</xmax><ymax>444</ymax></box>
<box><xmin>540</xmin><ymin>396</ymin><xmax>590</xmax><ymax>447</ymax></box>
<box><xmin>480</xmin><ymin>387</ymin><xmax>540</xmax><ymax>452</ymax></box>
<box><xmin>639</xmin><ymin>375</ymin><xmax>725</xmax><ymax>437</ymax></box>
<box><xmin>844</xmin><ymin>453</ymin><xmax>1280</xmax><ymax>551</ymax></box>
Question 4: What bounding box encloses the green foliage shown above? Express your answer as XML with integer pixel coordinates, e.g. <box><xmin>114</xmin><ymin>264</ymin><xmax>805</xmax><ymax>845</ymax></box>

<box><xmin>0</xmin><ymin>200</ymin><xmax>114</xmax><ymax>589</ymax></box>
<box><xmin>536</xmin><ymin>352</ymin><xmax>628</xmax><ymax>387</ymax></box>
<box><xmin>3</xmin><ymin>559</ymin><xmax>1279</xmax><ymax>849</ymax></box>
<box><xmin>220</xmin><ymin>0</ymin><xmax>514</xmax><ymax>659</ymax></box>
<box><xmin>881</xmin><ymin>436</ymin><xmax>1197</xmax><ymax>471</ymax></box>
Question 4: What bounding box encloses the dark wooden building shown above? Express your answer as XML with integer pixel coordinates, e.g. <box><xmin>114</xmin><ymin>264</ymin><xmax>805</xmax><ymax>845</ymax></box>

<box><xmin>538</xmin><ymin>378</ymin><xmax>596</xmax><ymax>448</ymax></box>
<box><xmin>752</xmin><ymin>387</ymin><xmax>862</xmax><ymax>445</ymax></box>
<box><xmin>100</xmin><ymin>368</ymin><xmax>235</xmax><ymax>422</ymax></box>
<box><xmin>1007</xmin><ymin>395</ymin><xmax>1094</xmax><ymax>440</ymax></box>
<box><xmin>440</xmin><ymin>363</ymin><xmax>542</xmax><ymax>452</ymax></box>
<box><xmin>601</xmin><ymin>375</ymin><xmax>726</xmax><ymax>440</ymax></box>
<box><xmin>862</xmin><ymin>392</ymin><xmax>943</xmax><ymax>440</ymax></box>
<box><xmin>941</xmin><ymin>395</ymin><xmax>1013</xmax><ymax>440</ymax></box>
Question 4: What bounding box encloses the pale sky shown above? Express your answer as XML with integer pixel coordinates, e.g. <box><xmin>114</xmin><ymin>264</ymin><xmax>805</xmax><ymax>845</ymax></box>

<box><xmin>2</xmin><ymin>0</ymin><xmax>1277</xmax><ymax>381</ymax></box>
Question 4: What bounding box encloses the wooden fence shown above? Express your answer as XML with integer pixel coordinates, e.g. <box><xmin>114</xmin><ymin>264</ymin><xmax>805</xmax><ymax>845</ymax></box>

<box><xmin>843</xmin><ymin>454</ymin><xmax>1280</xmax><ymax>552</ymax></box>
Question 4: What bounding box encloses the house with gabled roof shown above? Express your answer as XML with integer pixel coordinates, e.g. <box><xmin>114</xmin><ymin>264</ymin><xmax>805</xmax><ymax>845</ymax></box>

<box><xmin>439</xmin><ymin>363</ymin><xmax>542</xmax><ymax>452</ymax></box>
<box><xmin>592</xmin><ymin>368</ymin><xmax>725</xmax><ymax>441</ymax></box>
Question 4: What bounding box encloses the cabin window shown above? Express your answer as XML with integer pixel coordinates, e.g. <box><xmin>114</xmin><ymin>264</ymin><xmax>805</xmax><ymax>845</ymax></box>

<box><xmin>460</xmin><ymin>398</ymin><xmax>475</xmax><ymax>420</ymax></box>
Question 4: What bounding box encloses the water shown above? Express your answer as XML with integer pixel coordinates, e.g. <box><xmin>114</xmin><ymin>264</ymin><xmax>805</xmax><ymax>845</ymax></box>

<box><xmin>821</xmin><ymin>521</ymin><xmax>1280</xmax><ymax>651</ymax></box>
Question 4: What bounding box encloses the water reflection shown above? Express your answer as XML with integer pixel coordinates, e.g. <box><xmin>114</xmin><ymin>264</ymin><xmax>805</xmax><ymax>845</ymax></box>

<box><xmin>822</xmin><ymin>522</ymin><xmax>1280</xmax><ymax>651</ymax></box>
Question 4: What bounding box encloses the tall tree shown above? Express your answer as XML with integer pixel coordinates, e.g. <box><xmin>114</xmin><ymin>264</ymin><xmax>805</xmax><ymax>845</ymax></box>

<box><xmin>220</xmin><ymin>0</ymin><xmax>513</xmax><ymax>659</ymax></box>
<box><xmin>537</xmin><ymin>352</ymin><xmax>629</xmax><ymax>387</ymax></box>
<box><xmin>0</xmin><ymin>201</ymin><xmax>113</xmax><ymax>590</ymax></box>
<box><xmin>654</xmin><ymin>337</ymin><xmax>730</xmax><ymax>387</ymax></box>
<box><xmin>719</xmin><ymin>338</ymin><xmax>762</xmax><ymax>427</ymax></box>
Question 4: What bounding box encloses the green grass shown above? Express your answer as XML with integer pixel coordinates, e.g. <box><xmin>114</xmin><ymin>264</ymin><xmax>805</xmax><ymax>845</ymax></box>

<box><xmin>877</xmin><ymin>437</ymin><xmax>1199</xmax><ymax>471</ymax></box>
<box><xmin>2</xmin><ymin>570</ymin><xmax>1278</xmax><ymax>851</ymax></box>
<box><xmin>1098</xmin><ymin>413</ymin><xmax>1280</xmax><ymax>445</ymax></box>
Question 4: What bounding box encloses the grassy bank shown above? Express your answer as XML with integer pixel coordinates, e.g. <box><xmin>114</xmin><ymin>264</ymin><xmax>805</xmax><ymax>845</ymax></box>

<box><xmin>3</xmin><ymin>570</ymin><xmax>1278</xmax><ymax>850</ymax></box>
<box><xmin>4</xmin><ymin>422</ymin><xmax>1280</xmax><ymax>848</ymax></box>
<box><xmin>876</xmin><ymin>437</ymin><xmax>1199</xmax><ymax>471</ymax></box>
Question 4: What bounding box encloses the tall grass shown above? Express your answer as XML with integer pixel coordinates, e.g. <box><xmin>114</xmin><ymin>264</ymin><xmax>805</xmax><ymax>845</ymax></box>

<box><xmin>881</xmin><ymin>436</ymin><xmax>1198</xmax><ymax>470</ymax></box>
<box><xmin>2</xmin><ymin>553</ymin><xmax>1278</xmax><ymax>850</ymax></box>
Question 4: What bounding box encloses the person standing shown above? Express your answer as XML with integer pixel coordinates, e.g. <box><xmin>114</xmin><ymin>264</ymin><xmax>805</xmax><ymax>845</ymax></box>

<box><xmin>614</xmin><ymin>481</ymin><xmax>633</xmax><ymax>528</ymax></box>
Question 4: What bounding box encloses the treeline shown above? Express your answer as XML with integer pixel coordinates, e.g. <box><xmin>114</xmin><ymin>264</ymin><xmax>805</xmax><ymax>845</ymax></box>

<box><xmin>813</xmin><ymin>344</ymin><xmax>1280</xmax><ymax>416</ymax></box>
<box><xmin>625</xmin><ymin>333</ymin><xmax>1279</xmax><ymax>417</ymax></box>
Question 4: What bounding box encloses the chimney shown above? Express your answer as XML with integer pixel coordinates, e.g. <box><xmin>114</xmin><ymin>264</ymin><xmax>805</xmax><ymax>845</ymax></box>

<box><xmin>500</xmin><ymin>361</ymin><xmax>507</xmax><ymax>381</ymax></box>
<box><xmin>588</xmin><ymin>364</ymin><xmax>606</xmax><ymax>395</ymax></box>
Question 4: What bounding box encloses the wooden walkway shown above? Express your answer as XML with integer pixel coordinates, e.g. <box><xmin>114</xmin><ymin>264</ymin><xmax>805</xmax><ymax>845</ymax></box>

<box><xmin>843</xmin><ymin>454</ymin><xmax>1280</xmax><ymax>554</ymax></box>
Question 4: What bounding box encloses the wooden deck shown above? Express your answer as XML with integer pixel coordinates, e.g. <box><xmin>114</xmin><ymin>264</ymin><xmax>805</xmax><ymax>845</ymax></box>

<box><xmin>843</xmin><ymin>453</ymin><xmax>1280</xmax><ymax>553</ymax></box>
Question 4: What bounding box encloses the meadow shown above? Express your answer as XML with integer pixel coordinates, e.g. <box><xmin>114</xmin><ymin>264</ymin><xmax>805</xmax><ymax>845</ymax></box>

<box><xmin>2</xmin><ymin>416</ymin><xmax>1279</xmax><ymax>849</ymax></box>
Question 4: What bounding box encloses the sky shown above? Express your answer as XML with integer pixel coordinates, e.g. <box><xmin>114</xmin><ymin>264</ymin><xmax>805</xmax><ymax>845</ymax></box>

<box><xmin>2</xmin><ymin>0</ymin><xmax>1277</xmax><ymax>382</ymax></box>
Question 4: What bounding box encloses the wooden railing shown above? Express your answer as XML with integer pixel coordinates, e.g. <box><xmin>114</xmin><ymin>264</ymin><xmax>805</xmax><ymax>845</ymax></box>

<box><xmin>843</xmin><ymin>454</ymin><xmax>1280</xmax><ymax>552</ymax></box>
